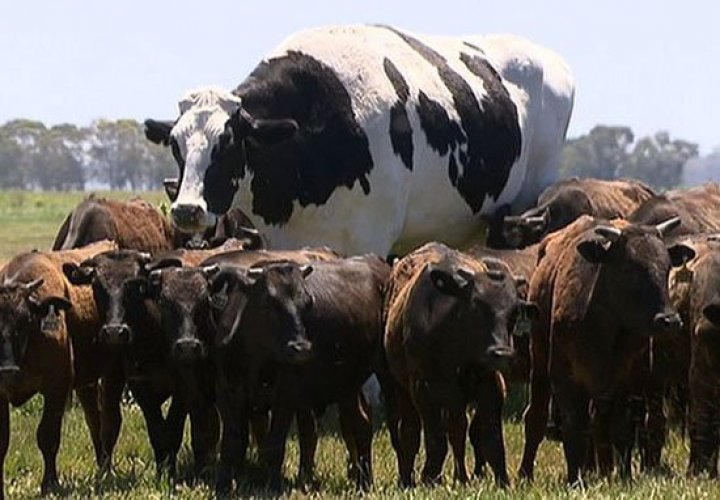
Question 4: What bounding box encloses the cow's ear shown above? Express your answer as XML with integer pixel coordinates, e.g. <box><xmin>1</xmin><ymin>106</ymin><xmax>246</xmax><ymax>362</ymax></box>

<box><xmin>429</xmin><ymin>265</ymin><xmax>473</xmax><ymax>297</ymax></box>
<box><xmin>233</xmin><ymin>108</ymin><xmax>298</xmax><ymax>147</ymax></box>
<box><xmin>514</xmin><ymin>276</ymin><xmax>529</xmax><ymax>299</ymax></box>
<box><xmin>668</xmin><ymin>243</ymin><xmax>696</xmax><ymax>267</ymax></box>
<box><xmin>144</xmin><ymin>119</ymin><xmax>174</xmax><ymax>146</ymax></box>
<box><xmin>125</xmin><ymin>278</ymin><xmax>149</xmax><ymax>298</ymax></box>
<box><xmin>703</xmin><ymin>303</ymin><xmax>720</xmax><ymax>326</ymax></box>
<box><xmin>163</xmin><ymin>178</ymin><xmax>179</xmax><ymax>201</ymax></box>
<box><xmin>576</xmin><ymin>239</ymin><xmax>611</xmax><ymax>263</ymax></box>
<box><xmin>63</xmin><ymin>262</ymin><xmax>95</xmax><ymax>285</ymax></box>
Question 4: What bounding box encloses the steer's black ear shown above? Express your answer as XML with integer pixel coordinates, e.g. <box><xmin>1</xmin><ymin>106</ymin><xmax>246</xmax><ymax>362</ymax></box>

<box><xmin>576</xmin><ymin>239</ymin><xmax>610</xmax><ymax>263</ymax></box>
<box><xmin>144</xmin><ymin>119</ymin><xmax>174</xmax><ymax>146</ymax></box>
<box><xmin>63</xmin><ymin>262</ymin><xmax>95</xmax><ymax>285</ymax></box>
<box><xmin>703</xmin><ymin>303</ymin><xmax>720</xmax><ymax>326</ymax></box>
<box><xmin>668</xmin><ymin>243</ymin><xmax>696</xmax><ymax>267</ymax></box>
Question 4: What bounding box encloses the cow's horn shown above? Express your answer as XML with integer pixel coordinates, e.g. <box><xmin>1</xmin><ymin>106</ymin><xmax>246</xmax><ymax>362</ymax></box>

<box><xmin>655</xmin><ymin>216</ymin><xmax>681</xmax><ymax>237</ymax></box>
<box><xmin>23</xmin><ymin>278</ymin><xmax>44</xmax><ymax>293</ymax></box>
<box><xmin>595</xmin><ymin>226</ymin><xmax>622</xmax><ymax>241</ymax></box>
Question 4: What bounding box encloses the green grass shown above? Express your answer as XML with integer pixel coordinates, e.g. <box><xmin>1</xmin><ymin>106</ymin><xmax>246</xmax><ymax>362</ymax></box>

<box><xmin>2</xmin><ymin>190</ymin><xmax>720</xmax><ymax>498</ymax></box>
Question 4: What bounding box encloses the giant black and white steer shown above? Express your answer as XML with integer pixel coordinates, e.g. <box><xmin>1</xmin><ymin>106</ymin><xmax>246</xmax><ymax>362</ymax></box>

<box><xmin>146</xmin><ymin>25</ymin><xmax>575</xmax><ymax>256</ymax></box>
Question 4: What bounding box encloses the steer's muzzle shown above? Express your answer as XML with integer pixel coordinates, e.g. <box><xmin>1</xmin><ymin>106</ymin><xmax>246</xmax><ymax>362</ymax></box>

<box><xmin>0</xmin><ymin>365</ymin><xmax>21</xmax><ymax>385</ymax></box>
<box><xmin>653</xmin><ymin>311</ymin><xmax>683</xmax><ymax>335</ymax></box>
<box><xmin>172</xmin><ymin>338</ymin><xmax>205</xmax><ymax>362</ymax></box>
<box><xmin>100</xmin><ymin>323</ymin><xmax>131</xmax><ymax>345</ymax></box>
<box><xmin>171</xmin><ymin>204</ymin><xmax>207</xmax><ymax>233</ymax></box>
<box><xmin>285</xmin><ymin>339</ymin><xmax>313</xmax><ymax>364</ymax></box>
<box><xmin>485</xmin><ymin>345</ymin><xmax>515</xmax><ymax>371</ymax></box>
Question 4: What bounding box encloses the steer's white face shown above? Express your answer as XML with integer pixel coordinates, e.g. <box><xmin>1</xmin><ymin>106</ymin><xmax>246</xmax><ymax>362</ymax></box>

<box><xmin>170</xmin><ymin>87</ymin><xmax>242</xmax><ymax>233</ymax></box>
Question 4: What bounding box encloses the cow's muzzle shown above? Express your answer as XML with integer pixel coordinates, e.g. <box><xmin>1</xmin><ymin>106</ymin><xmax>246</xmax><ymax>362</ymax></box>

<box><xmin>0</xmin><ymin>365</ymin><xmax>21</xmax><ymax>385</ymax></box>
<box><xmin>172</xmin><ymin>338</ymin><xmax>205</xmax><ymax>362</ymax></box>
<box><xmin>172</xmin><ymin>204</ymin><xmax>208</xmax><ymax>233</ymax></box>
<box><xmin>285</xmin><ymin>339</ymin><xmax>313</xmax><ymax>364</ymax></box>
<box><xmin>485</xmin><ymin>345</ymin><xmax>515</xmax><ymax>371</ymax></box>
<box><xmin>653</xmin><ymin>312</ymin><xmax>683</xmax><ymax>335</ymax></box>
<box><xmin>100</xmin><ymin>323</ymin><xmax>131</xmax><ymax>345</ymax></box>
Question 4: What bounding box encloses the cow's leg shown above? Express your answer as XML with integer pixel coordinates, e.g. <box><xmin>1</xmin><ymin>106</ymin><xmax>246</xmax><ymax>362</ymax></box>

<box><xmin>612</xmin><ymin>395</ymin><xmax>638</xmax><ymax>479</ymax></box>
<box><xmin>38</xmin><ymin>389</ymin><xmax>68</xmax><ymax>494</ymax></box>
<box><xmin>0</xmin><ymin>397</ymin><xmax>9</xmax><ymax>500</ymax></box>
<box><xmin>190</xmin><ymin>402</ymin><xmax>220</xmax><ymax>476</ymax></box>
<box><xmin>643</xmin><ymin>381</ymin><xmax>666</xmax><ymax>472</ymax></box>
<box><xmin>519</xmin><ymin>332</ymin><xmax>551</xmax><ymax>480</ymax></box>
<box><xmin>556</xmin><ymin>380</ymin><xmax>591</xmax><ymax>486</ymax></box>
<box><xmin>445</xmin><ymin>403</ymin><xmax>469</xmax><ymax>484</ymax></box>
<box><xmin>214</xmin><ymin>387</ymin><xmax>249</xmax><ymax>496</ymax></box>
<box><xmin>591</xmin><ymin>397</ymin><xmax>614</xmax><ymax>477</ymax></box>
<box><xmin>296</xmin><ymin>409</ymin><xmax>317</xmax><ymax>487</ymax></box>
<box><xmin>414</xmin><ymin>382</ymin><xmax>447</xmax><ymax>485</ymax></box>
<box><xmin>688</xmin><ymin>382</ymin><xmax>718</xmax><ymax>477</ymax></box>
<box><xmin>250</xmin><ymin>410</ymin><xmax>269</xmax><ymax>451</ymax></box>
<box><xmin>472</xmin><ymin>372</ymin><xmax>509</xmax><ymax>487</ymax></box>
<box><xmin>98</xmin><ymin>369</ymin><xmax>125</xmax><ymax>471</ymax></box>
<box><xmin>164</xmin><ymin>395</ymin><xmax>187</xmax><ymax>477</ymax></box>
<box><xmin>130</xmin><ymin>382</ymin><xmax>169</xmax><ymax>473</ymax></box>
<box><xmin>262</xmin><ymin>404</ymin><xmax>295</xmax><ymax>491</ymax></box>
<box><xmin>76</xmin><ymin>383</ymin><xmax>103</xmax><ymax>466</ymax></box>
<box><xmin>338</xmin><ymin>392</ymin><xmax>373</xmax><ymax>489</ymax></box>
<box><xmin>396</xmin><ymin>385</ymin><xmax>420</xmax><ymax>487</ymax></box>
<box><xmin>469</xmin><ymin>410</ymin><xmax>486</xmax><ymax>478</ymax></box>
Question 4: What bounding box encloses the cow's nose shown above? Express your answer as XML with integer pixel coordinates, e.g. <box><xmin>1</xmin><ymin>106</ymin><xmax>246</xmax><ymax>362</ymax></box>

<box><xmin>485</xmin><ymin>345</ymin><xmax>515</xmax><ymax>370</ymax></box>
<box><xmin>100</xmin><ymin>324</ymin><xmax>131</xmax><ymax>345</ymax></box>
<box><xmin>286</xmin><ymin>339</ymin><xmax>313</xmax><ymax>364</ymax></box>
<box><xmin>172</xmin><ymin>339</ymin><xmax>204</xmax><ymax>361</ymax></box>
<box><xmin>0</xmin><ymin>365</ymin><xmax>20</xmax><ymax>384</ymax></box>
<box><xmin>653</xmin><ymin>312</ymin><xmax>683</xmax><ymax>334</ymax></box>
<box><xmin>172</xmin><ymin>204</ymin><xmax>205</xmax><ymax>230</ymax></box>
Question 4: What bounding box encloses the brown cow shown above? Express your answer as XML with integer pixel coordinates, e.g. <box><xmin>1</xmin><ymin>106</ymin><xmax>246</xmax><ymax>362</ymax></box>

<box><xmin>0</xmin><ymin>240</ymin><xmax>117</xmax><ymax>498</ymax></box>
<box><xmin>205</xmin><ymin>255</ymin><xmax>389</xmax><ymax>492</ymax></box>
<box><xmin>52</xmin><ymin>196</ymin><xmax>263</xmax><ymax>252</ymax></box>
<box><xmin>384</xmin><ymin>242</ymin><xmax>537</xmax><ymax>487</ymax></box>
<box><xmin>518</xmin><ymin>216</ymin><xmax>694</xmax><ymax>484</ymax></box>
<box><xmin>498</xmin><ymin>178</ymin><xmax>655</xmax><ymax>249</ymax></box>
<box><xmin>629</xmin><ymin>182</ymin><xmax>720</xmax><ymax>237</ymax></box>
<box><xmin>142</xmin><ymin>247</ymin><xmax>339</xmax><ymax>493</ymax></box>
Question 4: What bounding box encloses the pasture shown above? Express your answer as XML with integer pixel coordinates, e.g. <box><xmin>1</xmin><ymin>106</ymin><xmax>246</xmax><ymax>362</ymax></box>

<box><xmin>0</xmin><ymin>191</ymin><xmax>717</xmax><ymax>499</ymax></box>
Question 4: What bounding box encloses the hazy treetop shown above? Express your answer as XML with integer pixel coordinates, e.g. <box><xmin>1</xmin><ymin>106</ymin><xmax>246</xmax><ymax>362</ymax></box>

<box><xmin>1</xmin><ymin>0</ymin><xmax>719</xmax><ymax>153</ymax></box>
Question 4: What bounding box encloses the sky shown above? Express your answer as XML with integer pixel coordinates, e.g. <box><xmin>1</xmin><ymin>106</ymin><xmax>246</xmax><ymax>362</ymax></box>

<box><xmin>2</xmin><ymin>1</ymin><xmax>719</xmax><ymax>154</ymax></box>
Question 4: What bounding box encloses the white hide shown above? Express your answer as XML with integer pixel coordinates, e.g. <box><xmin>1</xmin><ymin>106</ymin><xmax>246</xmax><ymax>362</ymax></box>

<box><xmin>168</xmin><ymin>25</ymin><xmax>575</xmax><ymax>256</ymax></box>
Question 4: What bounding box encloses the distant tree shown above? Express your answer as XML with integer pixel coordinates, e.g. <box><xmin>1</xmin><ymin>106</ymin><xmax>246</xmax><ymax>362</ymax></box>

<box><xmin>560</xmin><ymin>125</ymin><xmax>634</xmax><ymax>179</ymax></box>
<box><xmin>32</xmin><ymin>124</ymin><xmax>86</xmax><ymax>190</ymax></box>
<box><xmin>618</xmin><ymin>131</ymin><xmax>698</xmax><ymax>190</ymax></box>
<box><xmin>683</xmin><ymin>148</ymin><xmax>720</xmax><ymax>185</ymax></box>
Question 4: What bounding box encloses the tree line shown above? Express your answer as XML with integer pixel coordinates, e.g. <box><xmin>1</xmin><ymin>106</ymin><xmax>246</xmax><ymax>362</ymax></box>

<box><xmin>0</xmin><ymin>119</ymin><xmax>712</xmax><ymax>192</ymax></box>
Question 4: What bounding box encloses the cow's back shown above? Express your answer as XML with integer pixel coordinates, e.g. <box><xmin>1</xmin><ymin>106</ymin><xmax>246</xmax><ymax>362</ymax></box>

<box><xmin>53</xmin><ymin>197</ymin><xmax>173</xmax><ymax>253</ymax></box>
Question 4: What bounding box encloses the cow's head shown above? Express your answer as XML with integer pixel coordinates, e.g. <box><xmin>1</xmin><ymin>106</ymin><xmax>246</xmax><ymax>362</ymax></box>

<box><xmin>145</xmin><ymin>87</ymin><xmax>298</xmax><ymax>234</ymax></box>
<box><xmin>0</xmin><ymin>279</ymin><xmax>71</xmax><ymax>386</ymax></box>
<box><xmin>575</xmin><ymin>217</ymin><xmax>694</xmax><ymax>336</ymax></box>
<box><xmin>502</xmin><ymin>208</ymin><xmax>549</xmax><ymax>249</ymax></box>
<box><xmin>207</xmin><ymin>262</ymin><xmax>314</xmax><ymax>364</ymax></box>
<box><xmin>408</xmin><ymin>255</ymin><xmax>538</xmax><ymax>371</ymax></box>
<box><xmin>63</xmin><ymin>250</ymin><xmax>152</xmax><ymax>346</ymax></box>
<box><xmin>145</xmin><ymin>264</ymin><xmax>216</xmax><ymax>363</ymax></box>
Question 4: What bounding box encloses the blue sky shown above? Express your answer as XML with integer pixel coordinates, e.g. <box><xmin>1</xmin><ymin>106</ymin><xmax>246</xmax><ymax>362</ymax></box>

<box><xmin>2</xmin><ymin>1</ymin><xmax>719</xmax><ymax>153</ymax></box>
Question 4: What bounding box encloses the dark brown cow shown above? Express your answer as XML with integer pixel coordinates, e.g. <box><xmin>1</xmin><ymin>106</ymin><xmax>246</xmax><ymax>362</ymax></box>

<box><xmin>384</xmin><ymin>242</ymin><xmax>537</xmax><ymax>487</ymax></box>
<box><xmin>464</xmin><ymin>242</ymin><xmax>539</xmax><ymax>381</ymax></box>
<box><xmin>143</xmin><ymin>247</ymin><xmax>339</xmax><ymax>493</ymax></box>
<box><xmin>0</xmin><ymin>240</ymin><xmax>117</xmax><ymax>499</ymax></box>
<box><xmin>497</xmin><ymin>178</ymin><xmax>655</xmax><ymax>249</ymax></box>
<box><xmin>519</xmin><ymin>216</ymin><xmax>694</xmax><ymax>484</ymax></box>
<box><xmin>52</xmin><ymin>196</ymin><xmax>263</xmax><ymax>252</ymax></box>
<box><xmin>206</xmin><ymin>255</ymin><xmax>389</xmax><ymax>492</ymax></box>
<box><xmin>61</xmin><ymin>242</ymin><xmax>257</xmax><ymax>475</ymax></box>
<box><xmin>641</xmin><ymin>235</ymin><xmax>720</xmax><ymax>475</ymax></box>
<box><xmin>629</xmin><ymin>182</ymin><xmax>720</xmax><ymax>237</ymax></box>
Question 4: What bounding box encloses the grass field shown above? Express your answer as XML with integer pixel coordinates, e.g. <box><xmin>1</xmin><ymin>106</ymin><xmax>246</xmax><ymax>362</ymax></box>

<box><xmin>1</xmin><ymin>190</ymin><xmax>720</xmax><ymax>498</ymax></box>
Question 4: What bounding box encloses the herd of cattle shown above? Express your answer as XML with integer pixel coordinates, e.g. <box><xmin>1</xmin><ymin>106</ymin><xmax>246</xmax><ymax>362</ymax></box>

<box><xmin>0</xmin><ymin>178</ymin><xmax>719</xmax><ymax>497</ymax></box>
